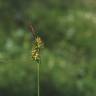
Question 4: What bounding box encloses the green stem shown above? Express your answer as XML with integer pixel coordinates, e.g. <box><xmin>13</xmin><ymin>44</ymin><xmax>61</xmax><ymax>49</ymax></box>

<box><xmin>37</xmin><ymin>63</ymin><xmax>40</xmax><ymax>96</ymax></box>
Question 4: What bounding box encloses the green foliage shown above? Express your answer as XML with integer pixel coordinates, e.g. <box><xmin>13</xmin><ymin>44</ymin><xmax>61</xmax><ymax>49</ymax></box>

<box><xmin>0</xmin><ymin>0</ymin><xmax>96</xmax><ymax>96</ymax></box>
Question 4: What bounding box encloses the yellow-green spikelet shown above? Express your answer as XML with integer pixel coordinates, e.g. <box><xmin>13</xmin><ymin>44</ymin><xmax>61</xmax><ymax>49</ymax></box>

<box><xmin>32</xmin><ymin>36</ymin><xmax>43</xmax><ymax>63</ymax></box>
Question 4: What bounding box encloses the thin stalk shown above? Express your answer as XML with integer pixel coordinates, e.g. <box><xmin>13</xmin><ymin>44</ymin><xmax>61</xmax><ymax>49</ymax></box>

<box><xmin>37</xmin><ymin>64</ymin><xmax>40</xmax><ymax>96</ymax></box>
<box><xmin>37</xmin><ymin>63</ymin><xmax>40</xmax><ymax>96</ymax></box>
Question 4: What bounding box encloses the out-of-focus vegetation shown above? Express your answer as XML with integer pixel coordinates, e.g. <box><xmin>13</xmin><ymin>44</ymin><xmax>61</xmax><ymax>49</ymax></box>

<box><xmin>0</xmin><ymin>0</ymin><xmax>96</xmax><ymax>96</ymax></box>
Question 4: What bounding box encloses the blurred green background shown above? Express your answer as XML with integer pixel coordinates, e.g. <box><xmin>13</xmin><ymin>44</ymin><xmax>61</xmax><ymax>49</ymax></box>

<box><xmin>0</xmin><ymin>0</ymin><xmax>96</xmax><ymax>96</ymax></box>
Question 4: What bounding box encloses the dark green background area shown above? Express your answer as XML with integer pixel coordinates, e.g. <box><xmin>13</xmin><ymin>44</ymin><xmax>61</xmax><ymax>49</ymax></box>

<box><xmin>0</xmin><ymin>0</ymin><xmax>96</xmax><ymax>96</ymax></box>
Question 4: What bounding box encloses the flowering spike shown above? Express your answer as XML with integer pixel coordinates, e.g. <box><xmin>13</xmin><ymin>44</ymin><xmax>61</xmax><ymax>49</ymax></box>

<box><xmin>27</xmin><ymin>23</ymin><xmax>44</xmax><ymax>64</ymax></box>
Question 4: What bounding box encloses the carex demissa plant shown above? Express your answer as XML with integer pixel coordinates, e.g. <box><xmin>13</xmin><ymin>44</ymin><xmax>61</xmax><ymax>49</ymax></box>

<box><xmin>27</xmin><ymin>23</ymin><xmax>44</xmax><ymax>96</ymax></box>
